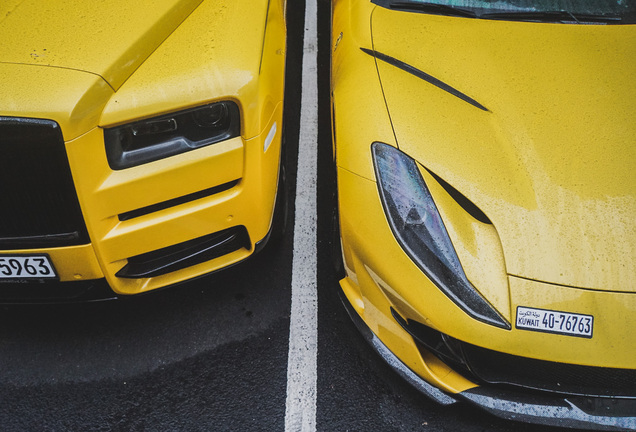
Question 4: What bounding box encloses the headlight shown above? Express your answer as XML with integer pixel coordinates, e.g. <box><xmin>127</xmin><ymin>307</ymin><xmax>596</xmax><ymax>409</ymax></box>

<box><xmin>104</xmin><ymin>101</ymin><xmax>240</xmax><ymax>170</ymax></box>
<box><xmin>372</xmin><ymin>142</ymin><xmax>509</xmax><ymax>329</ymax></box>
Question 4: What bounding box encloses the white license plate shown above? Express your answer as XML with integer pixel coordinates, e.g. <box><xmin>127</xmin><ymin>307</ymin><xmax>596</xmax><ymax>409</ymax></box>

<box><xmin>0</xmin><ymin>255</ymin><xmax>57</xmax><ymax>279</ymax></box>
<box><xmin>516</xmin><ymin>306</ymin><xmax>594</xmax><ymax>338</ymax></box>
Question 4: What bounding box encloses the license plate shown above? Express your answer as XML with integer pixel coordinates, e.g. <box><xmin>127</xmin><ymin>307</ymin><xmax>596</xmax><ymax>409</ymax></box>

<box><xmin>516</xmin><ymin>306</ymin><xmax>594</xmax><ymax>338</ymax></box>
<box><xmin>0</xmin><ymin>255</ymin><xmax>57</xmax><ymax>279</ymax></box>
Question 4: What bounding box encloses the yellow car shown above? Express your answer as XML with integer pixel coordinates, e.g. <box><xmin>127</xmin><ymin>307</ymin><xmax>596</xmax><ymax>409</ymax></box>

<box><xmin>331</xmin><ymin>0</ymin><xmax>636</xmax><ymax>429</ymax></box>
<box><xmin>0</xmin><ymin>0</ymin><xmax>287</xmax><ymax>300</ymax></box>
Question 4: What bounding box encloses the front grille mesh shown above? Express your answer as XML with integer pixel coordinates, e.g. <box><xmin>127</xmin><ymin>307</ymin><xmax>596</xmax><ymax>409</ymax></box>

<box><xmin>0</xmin><ymin>117</ymin><xmax>89</xmax><ymax>249</ymax></box>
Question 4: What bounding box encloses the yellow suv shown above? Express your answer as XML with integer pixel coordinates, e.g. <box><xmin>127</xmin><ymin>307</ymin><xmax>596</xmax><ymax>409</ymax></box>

<box><xmin>0</xmin><ymin>0</ymin><xmax>287</xmax><ymax>300</ymax></box>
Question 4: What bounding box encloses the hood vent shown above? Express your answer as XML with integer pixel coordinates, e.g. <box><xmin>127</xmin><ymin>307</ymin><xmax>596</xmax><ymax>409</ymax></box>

<box><xmin>425</xmin><ymin>168</ymin><xmax>491</xmax><ymax>225</ymax></box>
<box><xmin>361</xmin><ymin>48</ymin><xmax>489</xmax><ymax>112</ymax></box>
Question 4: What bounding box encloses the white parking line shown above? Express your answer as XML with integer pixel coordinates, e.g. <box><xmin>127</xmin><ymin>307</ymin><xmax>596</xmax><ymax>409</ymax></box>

<box><xmin>284</xmin><ymin>0</ymin><xmax>319</xmax><ymax>430</ymax></box>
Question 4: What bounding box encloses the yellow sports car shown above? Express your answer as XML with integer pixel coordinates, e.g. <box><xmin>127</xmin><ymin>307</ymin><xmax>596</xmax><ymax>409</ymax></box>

<box><xmin>0</xmin><ymin>0</ymin><xmax>287</xmax><ymax>300</ymax></box>
<box><xmin>331</xmin><ymin>0</ymin><xmax>635</xmax><ymax>429</ymax></box>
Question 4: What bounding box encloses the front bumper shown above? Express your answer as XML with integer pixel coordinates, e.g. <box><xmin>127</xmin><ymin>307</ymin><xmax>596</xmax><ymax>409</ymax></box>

<box><xmin>339</xmin><ymin>283</ymin><xmax>636</xmax><ymax>431</ymax></box>
<box><xmin>0</xmin><ymin>103</ymin><xmax>283</xmax><ymax>298</ymax></box>
<box><xmin>336</xmin><ymin>166</ymin><xmax>636</xmax><ymax>430</ymax></box>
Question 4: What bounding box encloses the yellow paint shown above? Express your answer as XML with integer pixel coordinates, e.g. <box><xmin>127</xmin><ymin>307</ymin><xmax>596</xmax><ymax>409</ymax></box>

<box><xmin>333</xmin><ymin>0</ymin><xmax>635</xmax><ymax>397</ymax></box>
<box><xmin>100</xmin><ymin>0</ymin><xmax>286</xmax><ymax>141</ymax></box>
<box><xmin>508</xmin><ymin>276</ymin><xmax>636</xmax><ymax>368</ymax></box>
<box><xmin>373</xmin><ymin>8</ymin><xmax>636</xmax><ymax>292</ymax></box>
<box><xmin>0</xmin><ymin>63</ymin><xmax>113</xmax><ymax>141</ymax></box>
<box><xmin>421</xmin><ymin>166</ymin><xmax>511</xmax><ymax>322</ymax></box>
<box><xmin>0</xmin><ymin>0</ymin><xmax>286</xmax><ymax>295</ymax></box>
<box><xmin>0</xmin><ymin>0</ymin><xmax>204</xmax><ymax>90</ymax></box>
<box><xmin>331</xmin><ymin>0</ymin><xmax>396</xmax><ymax>180</ymax></box>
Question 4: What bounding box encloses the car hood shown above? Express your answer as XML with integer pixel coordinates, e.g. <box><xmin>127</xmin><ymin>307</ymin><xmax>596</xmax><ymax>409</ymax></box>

<box><xmin>371</xmin><ymin>8</ymin><xmax>636</xmax><ymax>292</ymax></box>
<box><xmin>0</xmin><ymin>0</ymin><xmax>203</xmax><ymax>90</ymax></box>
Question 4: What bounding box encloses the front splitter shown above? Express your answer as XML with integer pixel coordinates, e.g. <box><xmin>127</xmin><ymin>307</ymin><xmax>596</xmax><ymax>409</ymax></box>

<box><xmin>338</xmin><ymin>283</ymin><xmax>636</xmax><ymax>431</ymax></box>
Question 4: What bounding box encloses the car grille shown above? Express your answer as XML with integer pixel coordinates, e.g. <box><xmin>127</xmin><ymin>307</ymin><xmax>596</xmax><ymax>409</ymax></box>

<box><xmin>0</xmin><ymin>117</ymin><xmax>90</xmax><ymax>249</ymax></box>
<box><xmin>392</xmin><ymin>309</ymin><xmax>636</xmax><ymax>398</ymax></box>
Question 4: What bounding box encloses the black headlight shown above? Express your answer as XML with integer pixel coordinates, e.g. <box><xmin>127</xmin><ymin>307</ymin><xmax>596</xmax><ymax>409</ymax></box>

<box><xmin>104</xmin><ymin>101</ymin><xmax>240</xmax><ymax>170</ymax></box>
<box><xmin>372</xmin><ymin>142</ymin><xmax>510</xmax><ymax>329</ymax></box>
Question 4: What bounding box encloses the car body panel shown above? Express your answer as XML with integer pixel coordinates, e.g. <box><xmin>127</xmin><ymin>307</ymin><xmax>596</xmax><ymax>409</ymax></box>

<box><xmin>421</xmin><ymin>165</ymin><xmax>511</xmax><ymax>322</ymax></box>
<box><xmin>332</xmin><ymin>0</ymin><xmax>636</xmax><ymax>427</ymax></box>
<box><xmin>100</xmin><ymin>0</ymin><xmax>286</xmax><ymax>141</ymax></box>
<box><xmin>508</xmin><ymin>276</ymin><xmax>635</xmax><ymax>368</ymax></box>
<box><xmin>66</xmin><ymin>104</ymin><xmax>282</xmax><ymax>295</ymax></box>
<box><xmin>338</xmin><ymin>167</ymin><xmax>478</xmax><ymax>395</ymax></box>
<box><xmin>337</xmin><ymin>164</ymin><xmax>636</xmax><ymax>370</ymax></box>
<box><xmin>0</xmin><ymin>0</ymin><xmax>203</xmax><ymax>90</ymax></box>
<box><xmin>0</xmin><ymin>63</ymin><xmax>113</xmax><ymax>141</ymax></box>
<box><xmin>0</xmin><ymin>0</ymin><xmax>286</xmax><ymax>296</ymax></box>
<box><xmin>372</xmin><ymin>8</ymin><xmax>636</xmax><ymax>292</ymax></box>
<box><xmin>331</xmin><ymin>0</ymin><xmax>396</xmax><ymax>180</ymax></box>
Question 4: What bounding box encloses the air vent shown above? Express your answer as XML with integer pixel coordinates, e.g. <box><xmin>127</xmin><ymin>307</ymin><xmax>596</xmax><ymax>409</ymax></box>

<box><xmin>116</xmin><ymin>226</ymin><xmax>250</xmax><ymax>278</ymax></box>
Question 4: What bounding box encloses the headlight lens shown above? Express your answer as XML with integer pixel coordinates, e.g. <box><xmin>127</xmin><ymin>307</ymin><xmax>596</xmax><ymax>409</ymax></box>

<box><xmin>372</xmin><ymin>142</ymin><xmax>509</xmax><ymax>329</ymax></box>
<box><xmin>104</xmin><ymin>101</ymin><xmax>240</xmax><ymax>170</ymax></box>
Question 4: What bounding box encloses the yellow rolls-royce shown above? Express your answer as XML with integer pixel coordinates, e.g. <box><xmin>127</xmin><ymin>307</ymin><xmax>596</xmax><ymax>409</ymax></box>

<box><xmin>0</xmin><ymin>0</ymin><xmax>287</xmax><ymax>300</ymax></box>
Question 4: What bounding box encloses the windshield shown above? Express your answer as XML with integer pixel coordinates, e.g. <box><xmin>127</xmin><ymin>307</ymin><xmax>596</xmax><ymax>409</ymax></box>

<box><xmin>374</xmin><ymin>0</ymin><xmax>636</xmax><ymax>23</ymax></box>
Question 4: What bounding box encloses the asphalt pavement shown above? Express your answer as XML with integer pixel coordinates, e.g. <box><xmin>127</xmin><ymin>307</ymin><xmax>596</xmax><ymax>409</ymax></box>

<box><xmin>0</xmin><ymin>1</ymin><xmax>584</xmax><ymax>431</ymax></box>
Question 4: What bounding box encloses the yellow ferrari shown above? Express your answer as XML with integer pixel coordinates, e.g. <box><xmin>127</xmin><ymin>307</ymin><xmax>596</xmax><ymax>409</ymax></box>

<box><xmin>331</xmin><ymin>0</ymin><xmax>636</xmax><ymax>429</ymax></box>
<box><xmin>0</xmin><ymin>0</ymin><xmax>287</xmax><ymax>300</ymax></box>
